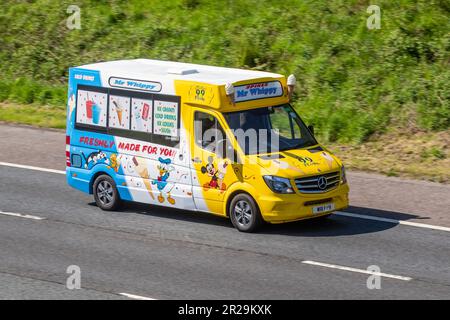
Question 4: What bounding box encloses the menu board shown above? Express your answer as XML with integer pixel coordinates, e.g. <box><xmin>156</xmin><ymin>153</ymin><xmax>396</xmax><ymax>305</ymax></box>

<box><xmin>153</xmin><ymin>100</ymin><xmax>178</xmax><ymax>137</ymax></box>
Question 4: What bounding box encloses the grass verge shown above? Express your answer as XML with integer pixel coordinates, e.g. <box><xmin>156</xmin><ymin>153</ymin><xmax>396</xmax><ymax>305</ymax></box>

<box><xmin>329</xmin><ymin>130</ymin><xmax>450</xmax><ymax>183</ymax></box>
<box><xmin>0</xmin><ymin>102</ymin><xmax>66</xmax><ymax>129</ymax></box>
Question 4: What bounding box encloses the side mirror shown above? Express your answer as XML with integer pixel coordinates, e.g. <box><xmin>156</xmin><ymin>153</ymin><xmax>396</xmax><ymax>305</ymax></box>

<box><xmin>308</xmin><ymin>125</ymin><xmax>315</xmax><ymax>136</ymax></box>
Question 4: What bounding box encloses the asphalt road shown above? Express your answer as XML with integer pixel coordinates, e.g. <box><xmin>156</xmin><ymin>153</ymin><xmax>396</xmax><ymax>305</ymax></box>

<box><xmin>1</xmin><ymin>165</ymin><xmax>450</xmax><ymax>299</ymax></box>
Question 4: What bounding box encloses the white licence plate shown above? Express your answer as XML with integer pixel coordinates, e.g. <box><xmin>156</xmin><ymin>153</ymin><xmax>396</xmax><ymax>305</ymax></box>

<box><xmin>312</xmin><ymin>203</ymin><xmax>335</xmax><ymax>215</ymax></box>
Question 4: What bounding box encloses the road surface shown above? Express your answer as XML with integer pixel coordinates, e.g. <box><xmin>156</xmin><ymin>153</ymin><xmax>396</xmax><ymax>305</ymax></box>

<box><xmin>0</xmin><ymin>123</ymin><xmax>449</xmax><ymax>299</ymax></box>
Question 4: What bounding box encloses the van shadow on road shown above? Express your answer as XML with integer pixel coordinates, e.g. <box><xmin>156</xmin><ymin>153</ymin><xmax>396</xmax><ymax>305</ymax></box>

<box><xmin>88</xmin><ymin>202</ymin><xmax>419</xmax><ymax>237</ymax></box>
<box><xmin>346</xmin><ymin>205</ymin><xmax>432</xmax><ymax>222</ymax></box>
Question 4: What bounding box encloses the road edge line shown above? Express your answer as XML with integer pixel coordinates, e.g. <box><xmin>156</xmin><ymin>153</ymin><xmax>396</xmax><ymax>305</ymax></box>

<box><xmin>336</xmin><ymin>212</ymin><xmax>450</xmax><ymax>233</ymax></box>
<box><xmin>0</xmin><ymin>162</ymin><xmax>66</xmax><ymax>175</ymax></box>
<box><xmin>301</xmin><ymin>260</ymin><xmax>412</xmax><ymax>281</ymax></box>
<box><xmin>118</xmin><ymin>292</ymin><xmax>156</xmax><ymax>300</ymax></box>
<box><xmin>0</xmin><ymin>211</ymin><xmax>45</xmax><ymax>220</ymax></box>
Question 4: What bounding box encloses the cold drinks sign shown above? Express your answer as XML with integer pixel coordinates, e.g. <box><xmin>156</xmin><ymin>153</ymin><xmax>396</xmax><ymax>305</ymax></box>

<box><xmin>153</xmin><ymin>100</ymin><xmax>179</xmax><ymax>137</ymax></box>
<box><xmin>234</xmin><ymin>81</ymin><xmax>283</xmax><ymax>102</ymax></box>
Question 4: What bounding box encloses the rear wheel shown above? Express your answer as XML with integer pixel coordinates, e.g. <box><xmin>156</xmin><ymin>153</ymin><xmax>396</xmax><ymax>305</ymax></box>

<box><xmin>93</xmin><ymin>175</ymin><xmax>120</xmax><ymax>211</ymax></box>
<box><xmin>229</xmin><ymin>193</ymin><xmax>263</xmax><ymax>233</ymax></box>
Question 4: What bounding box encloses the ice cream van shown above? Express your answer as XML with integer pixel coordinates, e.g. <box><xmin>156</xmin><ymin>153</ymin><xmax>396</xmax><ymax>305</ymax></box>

<box><xmin>66</xmin><ymin>59</ymin><xmax>349</xmax><ymax>232</ymax></box>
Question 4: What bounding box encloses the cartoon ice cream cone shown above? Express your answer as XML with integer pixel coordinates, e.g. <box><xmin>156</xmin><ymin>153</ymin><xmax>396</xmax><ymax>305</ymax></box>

<box><xmin>68</xmin><ymin>94</ymin><xmax>76</xmax><ymax>115</ymax></box>
<box><xmin>113</xmin><ymin>101</ymin><xmax>123</xmax><ymax>126</ymax></box>
<box><xmin>132</xmin><ymin>157</ymin><xmax>154</xmax><ymax>199</ymax></box>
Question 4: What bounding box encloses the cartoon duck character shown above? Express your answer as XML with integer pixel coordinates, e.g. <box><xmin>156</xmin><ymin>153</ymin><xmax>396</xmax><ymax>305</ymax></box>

<box><xmin>152</xmin><ymin>157</ymin><xmax>175</xmax><ymax>205</ymax></box>
<box><xmin>201</xmin><ymin>156</ymin><xmax>228</xmax><ymax>192</ymax></box>
<box><xmin>108</xmin><ymin>153</ymin><xmax>120</xmax><ymax>172</ymax></box>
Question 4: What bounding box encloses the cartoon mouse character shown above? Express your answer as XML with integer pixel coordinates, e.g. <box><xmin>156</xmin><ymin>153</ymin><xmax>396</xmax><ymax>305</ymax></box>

<box><xmin>201</xmin><ymin>156</ymin><xmax>228</xmax><ymax>191</ymax></box>
<box><xmin>152</xmin><ymin>157</ymin><xmax>175</xmax><ymax>205</ymax></box>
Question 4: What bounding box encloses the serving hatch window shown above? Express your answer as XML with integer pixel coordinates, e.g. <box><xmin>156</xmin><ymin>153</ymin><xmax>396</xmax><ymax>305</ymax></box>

<box><xmin>75</xmin><ymin>85</ymin><xmax>180</xmax><ymax>148</ymax></box>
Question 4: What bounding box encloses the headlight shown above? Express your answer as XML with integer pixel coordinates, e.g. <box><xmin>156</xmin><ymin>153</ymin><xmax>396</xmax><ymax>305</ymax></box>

<box><xmin>263</xmin><ymin>176</ymin><xmax>295</xmax><ymax>194</ymax></box>
<box><xmin>341</xmin><ymin>165</ymin><xmax>347</xmax><ymax>184</ymax></box>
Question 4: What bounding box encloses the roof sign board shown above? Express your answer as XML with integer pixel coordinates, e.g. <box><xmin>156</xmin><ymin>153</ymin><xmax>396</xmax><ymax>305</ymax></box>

<box><xmin>109</xmin><ymin>77</ymin><xmax>162</xmax><ymax>92</ymax></box>
<box><xmin>234</xmin><ymin>81</ymin><xmax>283</xmax><ymax>103</ymax></box>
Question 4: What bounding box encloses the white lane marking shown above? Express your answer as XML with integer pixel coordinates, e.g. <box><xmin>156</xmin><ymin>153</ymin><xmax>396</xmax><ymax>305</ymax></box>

<box><xmin>301</xmin><ymin>260</ymin><xmax>412</xmax><ymax>281</ymax></box>
<box><xmin>0</xmin><ymin>162</ymin><xmax>65</xmax><ymax>175</ymax></box>
<box><xmin>0</xmin><ymin>211</ymin><xmax>45</xmax><ymax>220</ymax></box>
<box><xmin>119</xmin><ymin>292</ymin><xmax>156</xmax><ymax>300</ymax></box>
<box><xmin>336</xmin><ymin>211</ymin><xmax>450</xmax><ymax>233</ymax></box>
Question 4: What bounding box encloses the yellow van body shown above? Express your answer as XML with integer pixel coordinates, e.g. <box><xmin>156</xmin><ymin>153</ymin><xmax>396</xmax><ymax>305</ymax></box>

<box><xmin>66</xmin><ymin>59</ymin><xmax>349</xmax><ymax>231</ymax></box>
<box><xmin>175</xmin><ymin>78</ymin><xmax>349</xmax><ymax>223</ymax></box>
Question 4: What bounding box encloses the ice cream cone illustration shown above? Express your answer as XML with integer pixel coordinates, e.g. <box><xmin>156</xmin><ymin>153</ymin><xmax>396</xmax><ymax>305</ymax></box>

<box><xmin>132</xmin><ymin>157</ymin><xmax>154</xmax><ymax>200</ymax></box>
<box><xmin>113</xmin><ymin>101</ymin><xmax>123</xmax><ymax>126</ymax></box>
<box><xmin>143</xmin><ymin>179</ymin><xmax>155</xmax><ymax>200</ymax></box>
<box><xmin>68</xmin><ymin>94</ymin><xmax>76</xmax><ymax>116</ymax></box>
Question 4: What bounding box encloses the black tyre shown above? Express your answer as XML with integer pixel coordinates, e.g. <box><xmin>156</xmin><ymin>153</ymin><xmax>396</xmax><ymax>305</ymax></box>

<box><xmin>93</xmin><ymin>174</ymin><xmax>121</xmax><ymax>211</ymax></box>
<box><xmin>229</xmin><ymin>193</ymin><xmax>263</xmax><ymax>232</ymax></box>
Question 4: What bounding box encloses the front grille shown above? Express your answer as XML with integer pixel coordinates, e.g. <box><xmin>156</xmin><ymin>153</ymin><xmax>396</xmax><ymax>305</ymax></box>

<box><xmin>295</xmin><ymin>171</ymin><xmax>340</xmax><ymax>194</ymax></box>
<box><xmin>304</xmin><ymin>198</ymin><xmax>333</xmax><ymax>206</ymax></box>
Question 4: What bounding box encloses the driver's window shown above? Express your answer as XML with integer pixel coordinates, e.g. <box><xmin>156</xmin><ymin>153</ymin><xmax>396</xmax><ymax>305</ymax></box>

<box><xmin>194</xmin><ymin>111</ymin><xmax>226</xmax><ymax>154</ymax></box>
<box><xmin>269</xmin><ymin>107</ymin><xmax>302</xmax><ymax>139</ymax></box>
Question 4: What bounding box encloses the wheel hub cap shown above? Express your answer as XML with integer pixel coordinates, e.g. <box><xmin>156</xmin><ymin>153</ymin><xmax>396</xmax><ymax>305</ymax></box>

<box><xmin>234</xmin><ymin>200</ymin><xmax>252</xmax><ymax>226</ymax></box>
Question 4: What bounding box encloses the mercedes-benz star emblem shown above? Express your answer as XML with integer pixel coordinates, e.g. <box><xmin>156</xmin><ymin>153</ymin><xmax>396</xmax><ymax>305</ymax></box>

<box><xmin>317</xmin><ymin>176</ymin><xmax>327</xmax><ymax>190</ymax></box>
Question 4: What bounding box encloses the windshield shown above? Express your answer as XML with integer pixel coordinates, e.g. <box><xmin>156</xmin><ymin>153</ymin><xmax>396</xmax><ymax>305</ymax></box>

<box><xmin>223</xmin><ymin>104</ymin><xmax>317</xmax><ymax>155</ymax></box>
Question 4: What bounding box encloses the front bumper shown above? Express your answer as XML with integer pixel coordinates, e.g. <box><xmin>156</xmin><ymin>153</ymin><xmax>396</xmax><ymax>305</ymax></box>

<box><xmin>257</xmin><ymin>183</ymin><xmax>349</xmax><ymax>223</ymax></box>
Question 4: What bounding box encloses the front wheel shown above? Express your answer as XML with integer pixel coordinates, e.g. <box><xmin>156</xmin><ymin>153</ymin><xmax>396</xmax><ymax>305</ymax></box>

<box><xmin>93</xmin><ymin>175</ymin><xmax>121</xmax><ymax>211</ymax></box>
<box><xmin>229</xmin><ymin>193</ymin><xmax>263</xmax><ymax>233</ymax></box>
